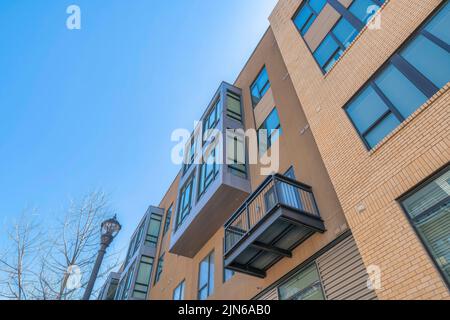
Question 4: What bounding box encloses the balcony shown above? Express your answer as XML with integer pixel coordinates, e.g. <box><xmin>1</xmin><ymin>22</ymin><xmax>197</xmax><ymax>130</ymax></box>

<box><xmin>169</xmin><ymin>82</ymin><xmax>251</xmax><ymax>258</ymax></box>
<box><xmin>224</xmin><ymin>174</ymin><xmax>326</xmax><ymax>278</ymax></box>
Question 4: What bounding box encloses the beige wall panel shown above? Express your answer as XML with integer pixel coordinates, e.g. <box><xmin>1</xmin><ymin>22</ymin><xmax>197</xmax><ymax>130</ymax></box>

<box><xmin>304</xmin><ymin>4</ymin><xmax>340</xmax><ymax>52</ymax></box>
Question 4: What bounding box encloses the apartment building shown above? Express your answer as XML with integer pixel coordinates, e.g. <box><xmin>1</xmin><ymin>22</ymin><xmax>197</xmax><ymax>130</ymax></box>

<box><xmin>102</xmin><ymin>0</ymin><xmax>449</xmax><ymax>300</ymax></box>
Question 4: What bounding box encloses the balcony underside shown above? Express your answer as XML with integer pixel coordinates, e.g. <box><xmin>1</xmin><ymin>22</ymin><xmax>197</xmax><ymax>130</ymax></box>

<box><xmin>224</xmin><ymin>206</ymin><xmax>326</xmax><ymax>278</ymax></box>
<box><xmin>170</xmin><ymin>184</ymin><xmax>249</xmax><ymax>258</ymax></box>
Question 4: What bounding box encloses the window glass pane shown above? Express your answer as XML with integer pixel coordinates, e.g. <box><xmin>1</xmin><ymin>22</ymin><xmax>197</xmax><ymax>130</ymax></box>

<box><xmin>136</xmin><ymin>259</ymin><xmax>153</xmax><ymax>285</ymax></box>
<box><xmin>148</xmin><ymin>219</ymin><xmax>161</xmax><ymax>239</ymax></box>
<box><xmin>251</xmin><ymin>67</ymin><xmax>270</xmax><ymax>106</ymax></box>
<box><xmin>309</xmin><ymin>0</ymin><xmax>327</xmax><ymax>13</ymax></box>
<box><xmin>323</xmin><ymin>49</ymin><xmax>343</xmax><ymax>72</ymax></box>
<box><xmin>163</xmin><ymin>205</ymin><xmax>172</xmax><ymax>235</ymax></box>
<box><xmin>178</xmin><ymin>178</ymin><xmax>193</xmax><ymax>226</ymax></box>
<box><xmin>349</xmin><ymin>0</ymin><xmax>380</xmax><ymax>23</ymax></box>
<box><xmin>208</xmin><ymin>253</ymin><xmax>215</xmax><ymax>295</ymax></box>
<box><xmin>402</xmin><ymin>169</ymin><xmax>450</xmax><ymax>285</ymax></box>
<box><xmin>266</xmin><ymin>109</ymin><xmax>281</xmax><ymax>130</ymax></box>
<box><xmin>269</xmin><ymin>128</ymin><xmax>282</xmax><ymax>147</ymax></box>
<box><xmin>346</xmin><ymin>86</ymin><xmax>389</xmax><ymax>133</ymax></box>
<box><xmin>155</xmin><ymin>255</ymin><xmax>164</xmax><ymax>284</ymax></box>
<box><xmin>199</xmin><ymin>260</ymin><xmax>209</xmax><ymax>287</ymax></box>
<box><xmin>198</xmin><ymin>253</ymin><xmax>214</xmax><ymax>299</ymax></box>
<box><xmin>295</xmin><ymin>6</ymin><xmax>314</xmax><ymax>35</ymax></box>
<box><xmin>279</xmin><ymin>264</ymin><xmax>325</xmax><ymax>300</ymax></box>
<box><xmin>224</xmin><ymin>268</ymin><xmax>235</xmax><ymax>282</ymax></box>
<box><xmin>333</xmin><ymin>18</ymin><xmax>358</xmax><ymax>47</ymax></box>
<box><xmin>227</xmin><ymin>92</ymin><xmax>242</xmax><ymax>121</ymax></box>
<box><xmin>314</xmin><ymin>34</ymin><xmax>340</xmax><ymax>68</ymax></box>
<box><xmin>251</xmin><ymin>85</ymin><xmax>260</xmax><ymax>104</ymax></box>
<box><xmin>257</xmin><ymin>68</ymin><xmax>270</xmax><ymax>95</ymax></box>
<box><xmin>259</xmin><ymin>108</ymin><xmax>282</xmax><ymax>152</ymax></box>
<box><xmin>401</xmin><ymin>35</ymin><xmax>450</xmax><ymax>89</ymax></box>
<box><xmin>365</xmin><ymin>113</ymin><xmax>400</xmax><ymax>148</ymax></box>
<box><xmin>173</xmin><ymin>281</ymin><xmax>185</xmax><ymax>300</ymax></box>
<box><xmin>425</xmin><ymin>3</ymin><xmax>450</xmax><ymax>45</ymax></box>
<box><xmin>198</xmin><ymin>288</ymin><xmax>208</xmax><ymax>300</ymax></box>
<box><xmin>375</xmin><ymin>64</ymin><xmax>428</xmax><ymax>119</ymax></box>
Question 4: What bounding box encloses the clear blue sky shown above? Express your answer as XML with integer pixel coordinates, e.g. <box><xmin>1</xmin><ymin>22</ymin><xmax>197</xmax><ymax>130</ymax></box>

<box><xmin>0</xmin><ymin>0</ymin><xmax>277</xmax><ymax>257</ymax></box>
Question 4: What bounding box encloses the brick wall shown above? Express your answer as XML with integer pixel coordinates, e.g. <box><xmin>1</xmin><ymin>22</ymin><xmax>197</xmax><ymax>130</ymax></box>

<box><xmin>269</xmin><ymin>0</ymin><xmax>450</xmax><ymax>299</ymax></box>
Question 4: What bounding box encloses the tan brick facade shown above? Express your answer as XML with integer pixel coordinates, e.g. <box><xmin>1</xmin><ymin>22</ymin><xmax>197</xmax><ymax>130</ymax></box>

<box><xmin>111</xmin><ymin>0</ymin><xmax>449</xmax><ymax>301</ymax></box>
<box><xmin>269</xmin><ymin>0</ymin><xmax>450</xmax><ymax>299</ymax></box>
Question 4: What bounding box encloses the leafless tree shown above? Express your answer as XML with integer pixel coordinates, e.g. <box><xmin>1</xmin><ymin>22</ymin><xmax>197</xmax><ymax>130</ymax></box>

<box><xmin>0</xmin><ymin>211</ymin><xmax>43</xmax><ymax>300</ymax></box>
<box><xmin>0</xmin><ymin>191</ymin><xmax>121</xmax><ymax>300</ymax></box>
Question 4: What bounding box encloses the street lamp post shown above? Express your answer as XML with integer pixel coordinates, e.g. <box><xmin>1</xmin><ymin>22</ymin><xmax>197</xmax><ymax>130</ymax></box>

<box><xmin>82</xmin><ymin>215</ymin><xmax>121</xmax><ymax>300</ymax></box>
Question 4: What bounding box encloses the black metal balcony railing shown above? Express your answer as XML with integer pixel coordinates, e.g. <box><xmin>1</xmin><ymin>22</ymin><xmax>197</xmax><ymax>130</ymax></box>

<box><xmin>224</xmin><ymin>174</ymin><xmax>321</xmax><ymax>254</ymax></box>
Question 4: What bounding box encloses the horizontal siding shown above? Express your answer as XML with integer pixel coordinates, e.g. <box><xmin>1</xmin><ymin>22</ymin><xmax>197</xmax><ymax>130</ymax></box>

<box><xmin>317</xmin><ymin>236</ymin><xmax>377</xmax><ymax>300</ymax></box>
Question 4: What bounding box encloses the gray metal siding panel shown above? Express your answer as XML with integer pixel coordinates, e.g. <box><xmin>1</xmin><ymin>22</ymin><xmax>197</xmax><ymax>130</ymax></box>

<box><xmin>317</xmin><ymin>236</ymin><xmax>378</xmax><ymax>300</ymax></box>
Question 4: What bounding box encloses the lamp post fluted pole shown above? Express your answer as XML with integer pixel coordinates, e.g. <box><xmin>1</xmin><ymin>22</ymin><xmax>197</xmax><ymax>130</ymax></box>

<box><xmin>82</xmin><ymin>216</ymin><xmax>121</xmax><ymax>300</ymax></box>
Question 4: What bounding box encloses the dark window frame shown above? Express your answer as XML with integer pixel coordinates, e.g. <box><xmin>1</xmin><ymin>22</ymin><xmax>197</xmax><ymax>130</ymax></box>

<box><xmin>197</xmin><ymin>145</ymin><xmax>220</xmax><ymax>201</ymax></box>
<box><xmin>163</xmin><ymin>204</ymin><xmax>173</xmax><ymax>236</ymax></box>
<box><xmin>183</xmin><ymin>134</ymin><xmax>197</xmax><ymax>175</ymax></box>
<box><xmin>227</xmin><ymin>128</ymin><xmax>247</xmax><ymax>178</ymax></box>
<box><xmin>343</xmin><ymin>2</ymin><xmax>449</xmax><ymax>150</ymax></box>
<box><xmin>276</xmin><ymin>262</ymin><xmax>326</xmax><ymax>300</ymax></box>
<box><xmin>398</xmin><ymin>164</ymin><xmax>450</xmax><ymax>290</ymax></box>
<box><xmin>197</xmin><ymin>251</ymin><xmax>215</xmax><ymax>300</ymax></box>
<box><xmin>173</xmin><ymin>280</ymin><xmax>186</xmax><ymax>300</ymax></box>
<box><xmin>292</xmin><ymin>0</ymin><xmax>387</xmax><ymax>74</ymax></box>
<box><xmin>226</xmin><ymin>90</ymin><xmax>243</xmax><ymax>122</ymax></box>
<box><xmin>203</xmin><ymin>97</ymin><xmax>221</xmax><ymax>141</ymax></box>
<box><xmin>292</xmin><ymin>0</ymin><xmax>327</xmax><ymax>35</ymax></box>
<box><xmin>132</xmin><ymin>255</ymin><xmax>154</xmax><ymax>299</ymax></box>
<box><xmin>176</xmin><ymin>174</ymin><xmax>195</xmax><ymax>230</ymax></box>
<box><xmin>258</xmin><ymin>107</ymin><xmax>282</xmax><ymax>154</ymax></box>
<box><xmin>145</xmin><ymin>212</ymin><xmax>163</xmax><ymax>248</ymax></box>
<box><xmin>250</xmin><ymin>66</ymin><xmax>271</xmax><ymax>107</ymax></box>
<box><xmin>153</xmin><ymin>253</ymin><xmax>165</xmax><ymax>285</ymax></box>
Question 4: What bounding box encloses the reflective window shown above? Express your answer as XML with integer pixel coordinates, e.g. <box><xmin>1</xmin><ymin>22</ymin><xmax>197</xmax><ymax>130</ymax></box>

<box><xmin>145</xmin><ymin>213</ymin><xmax>162</xmax><ymax>247</ymax></box>
<box><xmin>224</xmin><ymin>267</ymin><xmax>235</xmax><ymax>283</ymax></box>
<box><xmin>345</xmin><ymin>2</ymin><xmax>450</xmax><ymax>149</ymax></box>
<box><xmin>177</xmin><ymin>177</ymin><xmax>194</xmax><ymax>228</ymax></box>
<box><xmin>401</xmin><ymin>35</ymin><xmax>450</xmax><ymax>89</ymax></box>
<box><xmin>154</xmin><ymin>254</ymin><xmax>165</xmax><ymax>285</ymax></box>
<box><xmin>258</xmin><ymin>108</ymin><xmax>282</xmax><ymax>154</ymax></box>
<box><xmin>173</xmin><ymin>281</ymin><xmax>185</xmax><ymax>300</ymax></box>
<box><xmin>374</xmin><ymin>64</ymin><xmax>428</xmax><ymax>119</ymax></box>
<box><xmin>227</xmin><ymin>129</ymin><xmax>247</xmax><ymax>178</ymax></box>
<box><xmin>121</xmin><ymin>262</ymin><xmax>136</xmax><ymax>300</ymax></box>
<box><xmin>133</xmin><ymin>256</ymin><xmax>154</xmax><ymax>299</ymax></box>
<box><xmin>333</xmin><ymin>18</ymin><xmax>358</xmax><ymax>47</ymax></box>
<box><xmin>425</xmin><ymin>3</ymin><xmax>450</xmax><ymax>44</ymax></box>
<box><xmin>279</xmin><ymin>264</ymin><xmax>325</xmax><ymax>300</ymax></box>
<box><xmin>294</xmin><ymin>0</ymin><xmax>386</xmax><ymax>73</ymax></box>
<box><xmin>183</xmin><ymin>135</ymin><xmax>197</xmax><ymax>174</ymax></box>
<box><xmin>293</xmin><ymin>0</ymin><xmax>327</xmax><ymax>35</ymax></box>
<box><xmin>163</xmin><ymin>205</ymin><xmax>173</xmax><ymax>236</ymax></box>
<box><xmin>204</xmin><ymin>98</ymin><xmax>221</xmax><ymax>136</ymax></box>
<box><xmin>401</xmin><ymin>167</ymin><xmax>450</xmax><ymax>286</ymax></box>
<box><xmin>251</xmin><ymin>67</ymin><xmax>271</xmax><ymax>106</ymax></box>
<box><xmin>226</xmin><ymin>91</ymin><xmax>242</xmax><ymax>122</ymax></box>
<box><xmin>198</xmin><ymin>251</ymin><xmax>214</xmax><ymax>300</ymax></box>
<box><xmin>349</xmin><ymin>0</ymin><xmax>383</xmax><ymax>24</ymax></box>
<box><xmin>198</xmin><ymin>145</ymin><xmax>219</xmax><ymax>198</ymax></box>
<box><xmin>313</xmin><ymin>17</ymin><xmax>357</xmax><ymax>72</ymax></box>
